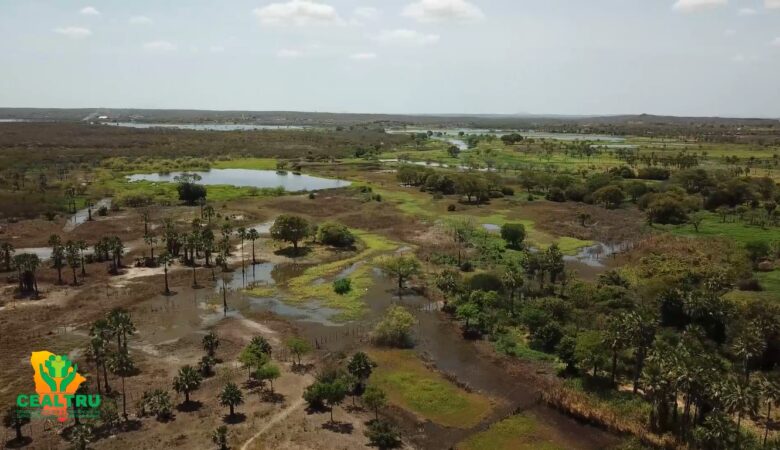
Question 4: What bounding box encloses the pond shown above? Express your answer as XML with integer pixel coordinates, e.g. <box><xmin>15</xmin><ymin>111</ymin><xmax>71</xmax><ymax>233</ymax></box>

<box><xmin>127</xmin><ymin>169</ymin><xmax>350</xmax><ymax>192</ymax></box>
<box><xmin>103</xmin><ymin>122</ymin><xmax>309</xmax><ymax>131</ymax></box>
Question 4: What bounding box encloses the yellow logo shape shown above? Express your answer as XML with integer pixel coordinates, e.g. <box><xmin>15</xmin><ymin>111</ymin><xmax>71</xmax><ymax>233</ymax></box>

<box><xmin>30</xmin><ymin>351</ymin><xmax>86</xmax><ymax>422</ymax></box>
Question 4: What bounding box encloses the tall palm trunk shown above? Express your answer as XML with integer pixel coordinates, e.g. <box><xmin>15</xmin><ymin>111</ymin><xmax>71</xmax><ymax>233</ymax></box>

<box><xmin>121</xmin><ymin>375</ymin><xmax>127</xmax><ymax>419</ymax></box>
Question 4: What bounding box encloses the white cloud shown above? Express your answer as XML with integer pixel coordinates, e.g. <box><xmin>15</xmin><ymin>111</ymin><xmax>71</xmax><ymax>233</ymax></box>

<box><xmin>350</xmin><ymin>52</ymin><xmax>377</xmax><ymax>60</ymax></box>
<box><xmin>80</xmin><ymin>6</ymin><xmax>100</xmax><ymax>16</ymax></box>
<box><xmin>209</xmin><ymin>45</ymin><xmax>225</xmax><ymax>53</ymax></box>
<box><xmin>375</xmin><ymin>29</ymin><xmax>440</xmax><ymax>46</ymax></box>
<box><xmin>277</xmin><ymin>48</ymin><xmax>303</xmax><ymax>58</ymax></box>
<box><xmin>253</xmin><ymin>0</ymin><xmax>342</xmax><ymax>26</ymax></box>
<box><xmin>725</xmin><ymin>28</ymin><xmax>737</xmax><ymax>36</ymax></box>
<box><xmin>353</xmin><ymin>6</ymin><xmax>380</xmax><ymax>20</ymax></box>
<box><xmin>402</xmin><ymin>0</ymin><xmax>484</xmax><ymax>22</ymax></box>
<box><xmin>772</xmin><ymin>37</ymin><xmax>780</xmax><ymax>46</ymax></box>
<box><xmin>766</xmin><ymin>0</ymin><xmax>780</xmax><ymax>9</ymax></box>
<box><xmin>143</xmin><ymin>41</ymin><xmax>177</xmax><ymax>52</ymax></box>
<box><xmin>671</xmin><ymin>0</ymin><xmax>727</xmax><ymax>13</ymax></box>
<box><xmin>738</xmin><ymin>7</ymin><xmax>757</xmax><ymax>15</ymax></box>
<box><xmin>129</xmin><ymin>15</ymin><xmax>153</xmax><ymax>25</ymax></box>
<box><xmin>53</xmin><ymin>27</ymin><xmax>92</xmax><ymax>39</ymax></box>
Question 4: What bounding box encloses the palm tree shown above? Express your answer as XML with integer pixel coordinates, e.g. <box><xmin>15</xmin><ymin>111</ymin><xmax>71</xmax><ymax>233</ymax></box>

<box><xmin>14</xmin><ymin>253</ymin><xmax>40</xmax><ymax>296</ymax></box>
<box><xmin>77</xmin><ymin>240</ymin><xmax>88</xmax><ymax>276</ymax></box>
<box><xmin>501</xmin><ymin>259</ymin><xmax>523</xmax><ymax>315</ymax></box>
<box><xmin>721</xmin><ymin>376</ymin><xmax>759</xmax><ymax>446</ymax></box>
<box><xmin>108</xmin><ymin>349</ymin><xmax>135</xmax><ymax>419</ymax></box>
<box><xmin>144</xmin><ymin>233</ymin><xmax>158</xmax><ymax>262</ymax></box>
<box><xmin>173</xmin><ymin>365</ymin><xmax>202</xmax><ymax>404</ymax></box>
<box><xmin>202</xmin><ymin>331</ymin><xmax>219</xmax><ymax>358</ymax></box>
<box><xmin>219</xmin><ymin>382</ymin><xmax>243</xmax><ymax>418</ymax></box>
<box><xmin>65</xmin><ymin>240</ymin><xmax>81</xmax><ymax>285</ymax></box>
<box><xmin>70</xmin><ymin>423</ymin><xmax>93</xmax><ymax>450</ymax></box>
<box><xmin>2</xmin><ymin>406</ymin><xmax>30</xmax><ymax>442</ymax></box>
<box><xmin>212</xmin><ymin>425</ymin><xmax>228</xmax><ymax>450</ymax></box>
<box><xmin>49</xmin><ymin>234</ymin><xmax>65</xmax><ymax>284</ymax></box>
<box><xmin>236</xmin><ymin>227</ymin><xmax>247</xmax><ymax>272</ymax></box>
<box><xmin>158</xmin><ymin>252</ymin><xmax>174</xmax><ymax>295</ymax></box>
<box><xmin>203</xmin><ymin>205</ymin><xmax>215</xmax><ymax>225</ymax></box>
<box><xmin>731</xmin><ymin>327</ymin><xmax>767</xmax><ymax>384</ymax></box>
<box><xmin>201</xmin><ymin>228</ymin><xmax>215</xmax><ymax>268</ymax></box>
<box><xmin>107</xmin><ymin>308</ymin><xmax>136</xmax><ymax>352</ymax></box>
<box><xmin>758</xmin><ymin>375</ymin><xmax>780</xmax><ymax>446</ymax></box>
<box><xmin>89</xmin><ymin>319</ymin><xmax>113</xmax><ymax>392</ymax></box>
<box><xmin>246</xmin><ymin>228</ymin><xmax>260</xmax><ymax>265</ymax></box>
<box><xmin>0</xmin><ymin>241</ymin><xmax>14</xmax><ymax>272</ymax></box>
<box><xmin>604</xmin><ymin>313</ymin><xmax>629</xmax><ymax>385</ymax></box>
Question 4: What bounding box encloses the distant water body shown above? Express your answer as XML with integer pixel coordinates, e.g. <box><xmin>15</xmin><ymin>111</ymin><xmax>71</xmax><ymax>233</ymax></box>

<box><xmin>103</xmin><ymin>122</ymin><xmax>309</xmax><ymax>131</ymax></box>
<box><xmin>127</xmin><ymin>168</ymin><xmax>350</xmax><ymax>192</ymax></box>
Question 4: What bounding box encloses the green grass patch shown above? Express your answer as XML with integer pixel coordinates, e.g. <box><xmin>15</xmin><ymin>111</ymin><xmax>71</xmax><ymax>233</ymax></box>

<box><xmin>212</xmin><ymin>158</ymin><xmax>278</xmax><ymax>170</ymax></box>
<box><xmin>495</xmin><ymin>328</ymin><xmax>560</xmax><ymax>364</ymax></box>
<box><xmin>563</xmin><ymin>378</ymin><xmax>650</xmax><ymax>428</ymax></box>
<box><xmin>660</xmin><ymin>212</ymin><xmax>780</xmax><ymax>246</ymax></box>
<box><xmin>368</xmin><ymin>349</ymin><xmax>494</xmax><ymax>429</ymax></box>
<box><xmin>247</xmin><ymin>231</ymin><xmax>398</xmax><ymax>321</ymax></box>
<box><xmin>457</xmin><ymin>413</ymin><xmax>565</xmax><ymax>450</ymax></box>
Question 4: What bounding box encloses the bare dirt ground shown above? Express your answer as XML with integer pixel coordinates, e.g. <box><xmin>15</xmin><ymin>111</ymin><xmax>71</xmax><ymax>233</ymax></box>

<box><xmin>0</xmin><ymin>199</ymin><xmax>413</xmax><ymax>450</ymax></box>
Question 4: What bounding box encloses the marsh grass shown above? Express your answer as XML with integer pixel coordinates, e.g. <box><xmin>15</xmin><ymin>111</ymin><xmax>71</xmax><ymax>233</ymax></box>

<box><xmin>368</xmin><ymin>349</ymin><xmax>494</xmax><ymax>429</ymax></box>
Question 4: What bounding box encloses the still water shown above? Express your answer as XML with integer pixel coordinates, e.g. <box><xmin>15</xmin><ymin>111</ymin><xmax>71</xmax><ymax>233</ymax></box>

<box><xmin>127</xmin><ymin>169</ymin><xmax>350</xmax><ymax>191</ymax></box>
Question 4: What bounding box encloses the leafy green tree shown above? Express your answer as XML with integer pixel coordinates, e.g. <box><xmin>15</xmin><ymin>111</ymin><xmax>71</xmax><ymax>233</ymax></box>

<box><xmin>500</xmin><ymin>223</ymin><xmax>526</xmax><ymax>249</ymax></box>
<box><xmin>270</xmin><ymin>214</ymin><xmax>310</xmax><ymax>253</ymax></box>
<box><xmin>138</xmin><ymin>389</ymin><xmax>173</xmax><ymax>421</ymax></box>
<box><xmin>255</xmin><ymin>363</ymin><xmax>281</xmax><ymax>393</ymax></box>
<box><xmin>363</xmin><ymin>385</ymin><xmax>388</xmax><ymax>421</ymax></box>
<box><xmin>317</xmin><ymin>221</ymin><xmax>356</xmax><ymax>247</ymax></box>
<box><xmin>347</xmin><ymin>352</ymin><xmax>376</xmax><ymax>391</ymax></box>
<box><xmin>173</xmin><ymin>365</ymin><xmax>203</xmax><ymax>404</ymax></box>
<box><xmin>378</xmin><ymin>255</ymin><xmax>421</xmax><ymax>293</ymax></box>
<box><xmin>575</xmin><ymin>330</ymin><xmax>608</xmax><ymax>377</ymax></box>
<box><xmin>593</xmin><ymin>185</ymin><xmax>624</xmax><ymax>209</ymax></box>
<box><xmin>65</xmin><ymin>240</ymin><xmax>81</xmax><ymax>285</ymax></box>
<box><xmin>286</xmin><ymin>337</ymin><xmax>312</xmax><ymax>367</ymax></box>
<box><xmin>239</xmin><ymin>337</ymin><xmax>271</xmax><ymax>380</ymax></box>
<box><xmin>219</xmin><ymin>382</ymin><xmax>244</xmax><ymax>417</ymax></box>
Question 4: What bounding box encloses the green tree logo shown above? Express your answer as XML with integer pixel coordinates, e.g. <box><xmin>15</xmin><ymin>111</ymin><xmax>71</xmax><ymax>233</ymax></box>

<box><xmin>39</xmin><ymin>355</ymin><xmax>78</xmax><ymax>393</ymax></box>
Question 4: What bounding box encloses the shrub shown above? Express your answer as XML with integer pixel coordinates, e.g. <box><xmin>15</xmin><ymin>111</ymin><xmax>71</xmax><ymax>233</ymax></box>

<box><xmin>365</xmin><ymin>420</ymin><xmax>402</xmax><ymax>449</ymax></box>
<box><xmin>546</xmin><ymin>187</ymin><xmax>566</xmax><ymax>202</ymax></box>
<box><xmin>501</xmin><ymin>186</ymin><xmax>515</xmax><ymax>196</ymax></box>
<box><xmin>373</xmin><ymin>305</ymin><xmax>416</xmax><ymax>348</ymax></box>
<box><xmin>333</xmin><ymin>278</ymin><xmax>352</xmax><ymax>295</ymax></box>
<box><xmin>317</xmin><ymin>222</ymin><xmax>356</xmax><ymax>247</ymax></box>
<box><xmin>447</xmin><ymin>204</ymin><xmax>457</xmax><ymax>212</ymax></box>
<box><xmin>565</xmin><ymin>184</ymin><xmax>588</xmax><ymax>202</ymax></box>
<box><xmin>308</xmin><ymin>192</ymin><xmax>316</xmax><ymax>200</ymax></box>
<box><xmin>637</xmin><ymin>167</ymin><xmax>670</xmax><ymax>180</ymax></box>
<box><xmin>466</xmin><ymin>272</ymin><xmax>504</xmax><ymax>293</ymax></box>
<box><xmin>530</xmin><ymin>322</ymin><xmax>564</xmax><ymax>353</ymax></box>
<box><xmin>97</xmin><ymin>206</ymin><xmax>109</xmax><ymax>216</ymax></box>
<box><xmin>500</xmin><ymin>223</ymin><xmax>526</xmax><ymax>249</ymax></box>
<box><xmin>736</xmin><ymin>278</ymin><xmax>763</xmax><ymax>291</ymax></box>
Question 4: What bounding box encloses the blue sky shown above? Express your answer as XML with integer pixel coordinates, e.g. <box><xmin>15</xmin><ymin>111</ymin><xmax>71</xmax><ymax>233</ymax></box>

<box><xmin>0</xmin><ymin>0</ymin><xmax>778</xmax><ymax>117</ymax></box>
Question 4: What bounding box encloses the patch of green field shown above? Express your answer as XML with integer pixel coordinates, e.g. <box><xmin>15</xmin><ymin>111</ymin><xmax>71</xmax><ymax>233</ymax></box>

<box><xmin>368</xmin><ymin>349</ymin><xmax>494</xmax><ymax>429</ymax></box>
<box><xmin>457</xmin><ymin>414</ymin><xmax>565</xmax><ymax>450</ymax></box>
<box><xmin>661</xmin><ymin>212</ymin><xmax>780</xmax><ymax>245</ymax></box>
<box><xmin>212</xmin><ymin>158</ymin><xmax>278</xmax><ymax>170</ymax></box>
<box><xmin>724</xmin><ymin>270</ymin><xmax>780</xmax><ymax>304</ymax></box>
<box><xmin>247</xmin><ymin>231</ymin><xmax>398</xmax><ymax>321</ymax></box>
<box><xmin>374</xmin><ymin>186</ymin><xmax>591</xmax><ymax>254</ymax></box>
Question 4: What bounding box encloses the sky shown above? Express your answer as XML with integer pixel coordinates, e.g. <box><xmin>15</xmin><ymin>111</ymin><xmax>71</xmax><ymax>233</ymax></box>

<box><xmin>0</xmin><ymin>0</ymin><xmax>779</xmax><ymax>117</ymax></box>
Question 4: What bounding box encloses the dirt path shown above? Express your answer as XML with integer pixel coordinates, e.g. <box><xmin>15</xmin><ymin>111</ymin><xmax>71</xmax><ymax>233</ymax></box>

<box><xmin>240</xmin><ymin>397</ymin><xmax>307</xmax><ymax>450</ymax></box>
